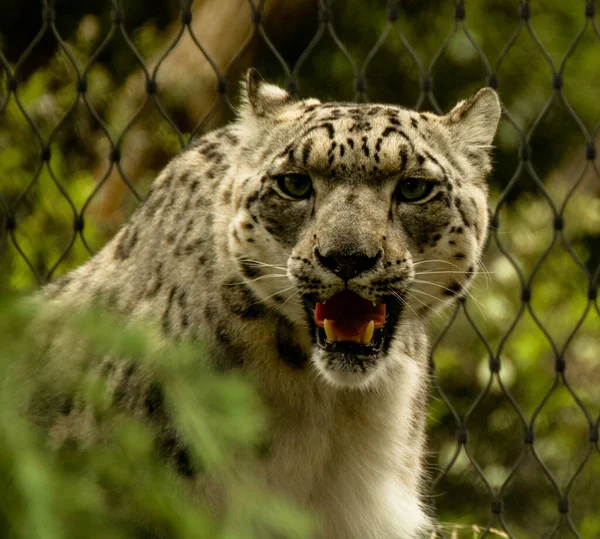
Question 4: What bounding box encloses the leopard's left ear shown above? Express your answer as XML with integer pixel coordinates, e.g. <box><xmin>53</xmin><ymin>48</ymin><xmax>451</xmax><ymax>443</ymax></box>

<box><xmin>242</xmin><ymin>68</ymin><xmax>295</xmax><ymax>117</ymax></box>
<box><xmin>444</xmin><ymin>88</ymin><xmax>501</xmax><ymax>148</ymax></box>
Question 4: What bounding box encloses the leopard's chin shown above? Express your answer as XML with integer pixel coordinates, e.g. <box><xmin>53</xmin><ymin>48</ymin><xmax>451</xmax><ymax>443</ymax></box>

<box><xmin>312</xmin><ymin>347</ymin><xmax>387</xmax><ymax>388</ymax></box>
<box><xmin>314</xmin><ymin>355</ymin><xmax>384</xmax><ymax>388</ymax></box>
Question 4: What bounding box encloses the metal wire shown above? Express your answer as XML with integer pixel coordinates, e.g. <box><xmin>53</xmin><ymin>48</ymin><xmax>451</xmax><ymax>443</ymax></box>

<box><xmin>0</xmin><ymin>1</ymin><xmax>598</xmax><ymax>537</ymax></box>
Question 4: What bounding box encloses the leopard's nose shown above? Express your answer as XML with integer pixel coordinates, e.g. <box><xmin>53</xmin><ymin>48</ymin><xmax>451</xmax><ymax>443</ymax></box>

<box><xmin>315</xmin><ymin>248</ymin><xmax>382</xmax><ymax>281</ymax></box>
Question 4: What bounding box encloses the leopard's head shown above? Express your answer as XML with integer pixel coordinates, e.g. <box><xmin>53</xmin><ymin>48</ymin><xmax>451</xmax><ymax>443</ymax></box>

<box><xmin>227</xmin><ymin>69</ymin><xmax>501</xmax><ymax>388</ymax></box>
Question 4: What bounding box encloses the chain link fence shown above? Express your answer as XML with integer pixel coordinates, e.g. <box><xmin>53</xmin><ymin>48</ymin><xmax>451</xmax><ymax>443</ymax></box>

<box><xmin>1</xmin><ymin>1</ymin><xmax>599</xmax><ymax>537</ymax></box>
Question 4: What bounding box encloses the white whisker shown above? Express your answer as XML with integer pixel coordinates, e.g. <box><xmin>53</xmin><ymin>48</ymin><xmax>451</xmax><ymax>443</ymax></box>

<box><xmin>478</xmin><ymin>259</ymin><xmax>493</xmax><ymax>288</ymax></box>
<box><xmin>414</xmin><ymin>270</ymin><xmax>493</xmax><ymax>277</ymax></box>
<box><xmin>227</xmin><ymin>274</ymin><xmax>290</xmax><ymax>286</ymax></box>
<box><xmin>412</xmin><ymin>281</ymin><xmax>487</xmax><ymax>321</ymax></box>
<box><xmin>403</xmin><ymin>290</ymin><xmax>435</xmax><ymax>312</ymax></box>
<box><xmin>254</xmin><ymin>285</ymin><xmax>298</xmax><ymax>305</ymax></box>
<box><xmin>239</xmin><ymin>257</ymin><xmax>288</xmax><ymax>271</ymax></box>
<box><xmin>412</xmin><ymin>259</ymin><xmax>467</xmax><ymax>271</ymax></box>
<box><xmin>387</xmin><ymin>289</ymin><xmax>419</xmax><ymax>319</ymax></box>
<box><xmin>409</xmin><ymin>286</ymin><xmax>446</xmax><ymax>302</ymax></box>
<box><xmin>281</xmin><ymin>287</ymin><xmax>307</xmax><ymax>308</ymax></box>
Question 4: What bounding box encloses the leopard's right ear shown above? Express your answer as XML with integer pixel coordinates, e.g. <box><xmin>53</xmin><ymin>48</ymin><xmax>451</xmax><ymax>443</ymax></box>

<box><xmin>444</xmin><ymin>88</ymin><xmax>501</xmax><ymax>148</ymax></box>
<box><xmin>241</xmin><ymin>68</ymin><xmax>295</xmax><ymax>118</ymax></box>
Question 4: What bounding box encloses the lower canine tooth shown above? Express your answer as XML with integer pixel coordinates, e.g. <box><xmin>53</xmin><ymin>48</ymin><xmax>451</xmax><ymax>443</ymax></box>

<box><xmin>361</xmin><ymin>320</ymin><xmax>375</xmax><ymax>345</ymax></box>
<box><xmin>323</xmin><ymin>319</ymin><xmax>337</xmax><ymax>342</ymax></box>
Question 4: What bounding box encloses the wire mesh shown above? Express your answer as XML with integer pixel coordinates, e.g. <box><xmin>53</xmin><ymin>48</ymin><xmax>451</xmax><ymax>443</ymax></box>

<box><xmin>0</xmin><ymin>1</ymin><xmax>599</xmax><ymax>537</ymax></box>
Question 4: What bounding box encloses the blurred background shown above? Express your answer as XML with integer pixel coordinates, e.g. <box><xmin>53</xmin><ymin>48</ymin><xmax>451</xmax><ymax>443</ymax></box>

<box><xmin>0</xmin><ymin>0</ymin><xmax>599</xmax><ymax>537</ymax></box>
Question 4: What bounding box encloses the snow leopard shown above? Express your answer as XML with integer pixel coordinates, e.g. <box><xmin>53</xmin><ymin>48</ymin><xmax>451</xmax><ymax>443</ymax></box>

<box><xmin>40</xmin><ymin>69</ymin><xmax>501</xmax><ymax>538</ymax></box>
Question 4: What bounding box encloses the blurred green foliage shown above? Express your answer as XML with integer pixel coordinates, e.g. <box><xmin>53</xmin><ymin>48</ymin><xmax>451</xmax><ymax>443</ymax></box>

<box><xmin>0</xmin><ymin>295</ymin><xmax>315</xmax><ymax>539</ymax></box>
<box><xmin>1</xmin><ymin>0</ymin><xmax>599</xmax><ymax>537</ymax></box>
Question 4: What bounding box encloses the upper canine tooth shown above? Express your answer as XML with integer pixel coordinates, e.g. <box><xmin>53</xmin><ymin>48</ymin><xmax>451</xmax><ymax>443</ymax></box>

<box><xmin>323</xmin><ymin>319</ymin><xmax>337</xmax><ymax>342</ymax></box>
<box><xmin>361</xmin><ymin>320</ymin><xmax>375</xmax><ymax>345</ymax></box>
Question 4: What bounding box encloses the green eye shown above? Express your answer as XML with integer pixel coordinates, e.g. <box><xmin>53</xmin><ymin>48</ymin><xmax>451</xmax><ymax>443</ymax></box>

<box><xmin>276</xmin><ymin>173</ymin><xmax>313</xmax><ymax>199</ymax></box>
<box><xmin>396</xmin><ymin>178</ymin><xmax>433</xmax><ymax>202</ymax></box>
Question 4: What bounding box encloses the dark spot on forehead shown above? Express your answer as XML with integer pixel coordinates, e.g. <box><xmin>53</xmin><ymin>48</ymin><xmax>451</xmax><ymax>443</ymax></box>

<box><xmin>399</xmin><ymin>148</ymin><xmax>408</xmax><ymax>170</ymax></box>
<box><xmin>302</xmin><ymin>138</ymin><xmax>313</xmax><ymax>166</ymax></box>
<box><xmin>423</xmin><ymin>150</ymin><xmax>443</xmax><ymax>170</ymax></box>
<box><xmin>361</xmin><ymin>137</ymin><xmax>370</xmax><ymax>157</ymax></box>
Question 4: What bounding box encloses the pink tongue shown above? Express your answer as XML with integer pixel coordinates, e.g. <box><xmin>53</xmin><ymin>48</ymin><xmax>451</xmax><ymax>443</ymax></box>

<box><xmin>327</xmin><ymin>319</ymin><xmax>371</xmax><ymax>341</ymax></box>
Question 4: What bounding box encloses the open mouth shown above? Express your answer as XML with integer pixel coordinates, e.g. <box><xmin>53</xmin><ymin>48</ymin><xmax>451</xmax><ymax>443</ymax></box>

<box><xmin>305</xmin><ymin>290</ymin><xmax>399</xmax><ymax>356</ymax></box>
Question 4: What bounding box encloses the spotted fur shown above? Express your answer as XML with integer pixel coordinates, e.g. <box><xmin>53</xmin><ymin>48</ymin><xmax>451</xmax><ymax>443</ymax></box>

<box><xmin>41</xmin><ymin>69</ymin><xmax>501</xmax><ymax>538</ymax></box>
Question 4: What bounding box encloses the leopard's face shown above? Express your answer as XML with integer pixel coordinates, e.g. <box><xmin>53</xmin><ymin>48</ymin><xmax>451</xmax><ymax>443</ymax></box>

<box><xmin>228</xmin><ymin>73</ymin><xmax>500</xmax><ymax>388</ymax></box>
